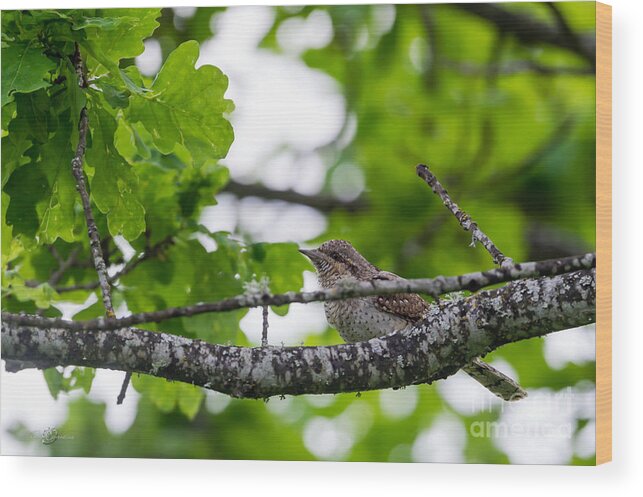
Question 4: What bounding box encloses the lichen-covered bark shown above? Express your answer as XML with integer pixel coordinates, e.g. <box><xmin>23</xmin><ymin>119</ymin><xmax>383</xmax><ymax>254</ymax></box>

<box><xmin>1</xmin><ymin>269</ymin><xmax>595</xmax><ymax>398</ymax></box>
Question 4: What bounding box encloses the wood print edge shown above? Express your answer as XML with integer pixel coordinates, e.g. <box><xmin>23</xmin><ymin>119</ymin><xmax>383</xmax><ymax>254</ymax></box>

<box><xmin>595</xmin><ymin>0</ymin><xmax>612</xmax><ymax>465</ymax></box>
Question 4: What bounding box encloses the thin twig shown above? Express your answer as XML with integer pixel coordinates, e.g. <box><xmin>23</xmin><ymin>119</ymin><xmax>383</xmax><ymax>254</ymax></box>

<box><xmin>2</xmin><ymin>253</ymin><xmax>595</xmax><ymax>332</ymax></box>
<box><xmin>117</xmin><ymin>372</ymin><xmax>132</xmax><ymax>404</ymax></box>
<box><xmin>261</xmin><ymin>305</ymin><xmax>269</xmax><ymax>347</ymax></box>
<box><xmin>70</xmin><ymin>43</ymin><xmax>127</xmax><ymax>403</ymax></box>
<box><xmin>54</xmin><ymin>236</ymin><xmax>174</xmax><ymax>293</ymax></box>
<box><xmin>70</xmin><ymin>46</ymin><xmax>114</xmax><ymax>317</ymax></box>
<box><xmin>48</xmin><ymin>246</ymin><xmax>64</xmax><ymax>265</ymax></box>
<box><xmin>48</xmin><ymin>247</ymin><xmax>80</xmax><ymax>287</ymax></box>
<box><xmin>416</xmin><ymin>164</ymin><xmax>514</xmax><ymax>268</ymax></box>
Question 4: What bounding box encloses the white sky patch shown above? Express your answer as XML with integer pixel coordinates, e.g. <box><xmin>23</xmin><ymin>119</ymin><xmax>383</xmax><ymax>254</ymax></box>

<box><xmin>372</xmin><ymin>4</ymin><xmax>397</xmax><ymax>38</ymax></box>
<box><xmin>411</xmin><ymin>413</ymin><xmax>467</xmax><ymax>463</ymax></box>
<box><xmin>277</xmin><ymin>9</ymin><xmax>333</xmax><ymax>57</ymax></box>
<box><xmin>173</xmin><ymin>7</ymin><xmax>197</xmax><ymax>19</ymax></box>
<box><xmin>265</xmin><ymin>395</ymin><xmax>306</xmax><ymax>424</ymax></box>
<box><xmin>303</xmin><ymin>416</ymin><xmax>354</xmax><ymax>460</ymax></box>
<box><xmin>136</xmin><ymin>38</ymin><xmax>162</xmax><ymax>76</ymax></box>
<box><xmin>113</xmin><ymin>235</ymin><xmax>136</xmax><ymax>262</ymax></box>
<box><xmin>330</xmin><ymin>162</ymin><xmax>365</xmax><ymax>202</ymax></box>
<box><xmin>544</xmin><ymin>324</ymin><xmax>596</xmax><ymax>370</ymax></box>
<box><xmin>258</xmin><ymin>150</ymin><xmax>327</xmax><ymax>196</ymax></box>
<box><xmin>302</xmin><ymin>270</ymin><xmax>321</xmax><ymax>291</ymax></box>
<box><xmin>87</xmin><ymin>369</ymin><xmax>139</xmax><ymax>434</ymax></box>
<box><xmin>379</xmin><ymin>386</ymin><xmax>419</xmax><ymax>420</ymax></box>
<box><xmin>1</xmin><ymin>366</ymin><xmax>70</xmax><ymax>455</ymax></box>
<box><xmin>237</xmin><ymin>197</ymin><xmax>327</xmax><ymax>243</ymax></box>
<box><xmin>409</xmin><ymin>36</ymin><xmax>429</xmax><ymax>73</ymax></box>
<box><xmin>336</xmin><ymin>401</ymin><xmax>374</xmax><ymax>441</ymax></box>
<box><xmin>200</xmin><ymin>6</ymin><xmax>345</xmax><ymax>183</ymax></box>
<box><xmin>200</xmin><ymin>193</ymin><xmax>239</xmax><ymax>234</ymax></box>
<box><xmin>574</xmin><ymin>420</ymin><xmax>596</xmax><ymax>459</ymax></box>
<box><xmin>53</xmin><ymin>292</ymin><xmax>98</xmax><ymax>320</ymax></box>
<box><xmin>305</xmin><ymin>393</ymin><xmax>336</xmax><ymax>408</ymax></box>
<box><xmin>240</xmin><ymin>301</ymin><xmax>328</xmax><ymax>346</ymax></box>
<box><xmin>491</xmin><ymin>388</ymin><xmax>578</xmax><ymax>464</ymax></box>
<box><xmin>438</xmin><ymin>369</ymin><xmax>503</xmax><ymax>415</ymax></box>
<box><xmin>201</xmin><ymin>193</ymin><xmax>327</xmax><ymax>243</ymax></box>
<box><xmin>291</xmin><ymin>153</ymin><xmax>328</xmax><ymax>195</ymax></box>
<box><xmin>205</xmin><ymin>390</ymin><xmax>232</xmax><ymax>415</ymax></box>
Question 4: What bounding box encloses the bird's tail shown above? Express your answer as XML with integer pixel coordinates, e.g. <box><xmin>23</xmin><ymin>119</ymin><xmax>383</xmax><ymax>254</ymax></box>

<box><xmin>461</xmin><ymin>358</ymin><xmax>527</xmax><ymax>401</ymax></box>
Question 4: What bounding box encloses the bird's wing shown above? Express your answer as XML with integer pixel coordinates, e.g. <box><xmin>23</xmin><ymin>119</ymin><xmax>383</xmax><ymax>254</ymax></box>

<box><xmin>372</xmin><ymin>271</ymin><xmax>429</xmax><ymax>324</ymax></box>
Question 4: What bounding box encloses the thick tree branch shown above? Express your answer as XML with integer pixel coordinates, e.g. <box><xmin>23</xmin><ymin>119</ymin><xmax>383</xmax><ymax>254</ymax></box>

<box><xmin>1</xmin><ymin>269</ymin><xmax>595</xmax><ymax>398</ymax></box>
<box><xmin>2</xmin><ymin>252</ymin><xmax>595</xmax><ymax>332</ymax></box>
<box><xmin>417</xmin><ymin>164</ymin><xmax>513</xmax><ymax>267</ymax></box>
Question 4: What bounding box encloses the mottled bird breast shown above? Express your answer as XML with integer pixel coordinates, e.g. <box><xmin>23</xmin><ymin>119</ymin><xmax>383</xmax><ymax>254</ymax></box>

<box><xmin>324</xmin><ymin>296</ymin><xmax>413</xmax><ymax>343</ymax></box>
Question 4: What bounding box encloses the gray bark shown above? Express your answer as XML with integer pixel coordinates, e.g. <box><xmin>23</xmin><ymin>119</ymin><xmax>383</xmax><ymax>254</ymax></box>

<box><xmin>2</xmin><ymin>269</ymin><xmax>595</xmax><ymax>399</ymax></box>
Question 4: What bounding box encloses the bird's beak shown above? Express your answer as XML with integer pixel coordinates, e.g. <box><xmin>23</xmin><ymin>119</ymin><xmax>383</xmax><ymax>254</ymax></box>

<box><xmin>298</xmin><ymin>248</ymin><xmax>320</xmax><ymax>260</ymax></box>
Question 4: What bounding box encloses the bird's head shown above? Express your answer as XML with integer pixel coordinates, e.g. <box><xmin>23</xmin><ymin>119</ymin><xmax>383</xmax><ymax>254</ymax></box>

<box><xmin>299</xmin><ymin>239</ymin><xmax>377</xmax><ymax>286</ymax></box>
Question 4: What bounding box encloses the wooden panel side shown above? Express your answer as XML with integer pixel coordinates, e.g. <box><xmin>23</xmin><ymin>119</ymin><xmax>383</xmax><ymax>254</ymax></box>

<box><xmin>595</xmin><ymin>1</ymin><xmax>612</xmax><ymax>465</ymax></box>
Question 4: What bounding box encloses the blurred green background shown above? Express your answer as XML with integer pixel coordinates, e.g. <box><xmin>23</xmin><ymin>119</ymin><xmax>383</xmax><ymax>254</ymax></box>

<box><xmin>3</xmin><ymin>2</ymin><xmax>596</xmax><ymax>464</ymax></box>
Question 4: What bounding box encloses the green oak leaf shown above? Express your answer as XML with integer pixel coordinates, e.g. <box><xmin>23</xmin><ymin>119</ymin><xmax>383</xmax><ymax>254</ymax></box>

<box><xmin>43</xmin><ymin>368</ymin><xmax>64</xmax><ymax>399</ymax></box>
<box><xmin>2</xmin><ymin>100</ymin><xmax>17</xmax><ymax>132</ymax></box>
<box><xmin>75</xmin><ymin>9</ymin><xmax>160</xmax><ymax>63</ymax></box>
<box><xmin>37</xmin><ymin>122</ymin><xmax>78</xmax><ymax>244</ymax></box>
<box><xmin>114</xmin><ymin>118</ymin><xmax>152</xmax><ymax>164</ymax></box>
<box><xmin>129</xmin><ymin>41</ymin><xmax>234</xmax><ymax>168</ymax></box>
<box><xmin>65</xmin><ymin>367</ymin><xmax>96</xmax><ymax>394</ymax></box>
<box><xmin>42</xmin><ymin>366</ymin><xmax>96</xmax><ymax>399</ymax></box>
<box><xmin>1</xmin><ymin>192</ymin><xmax>24</xmax><ymax>269</ymax></box>
<box><xmin>4</xmin><ymin>162</ymin><xmax>49</xmax><ymax>239</ymax></box>
<box><xmin>1</xmin><ymin>124</ymin><xmax>32</xmax><ymax>188</ymax></box>
<box><xmin>1</xmin><ymin>41</ymin><xmax>57</xmax><ymax>108</ymax></box>
<box><xmin>131</xmin><ymin>374</ymin><xmax>204</xmax><ymax>420</ymax></box>
<box><xmin>181</xmin><ymin>309</ymin><xmax>246</xmax><ymax>345</ymax></box>
<box><xmin>77</xmin><ymin>9</ymin><xmax>160</xmax><ymax>95</ymax></box>
<box><xmin>2</xmin><ymin>273</ymin><xmax>56</xmax><ymax>309</ymax></box>
<box><xmin>250</xmin><ymin>242</ymin><xmax>309</xmax><ymax>316</ymax></box>
<box><xmin>85</xmin><ymin>107</ymin><xmax>145</xmax><ymax>240</ymax></box>
<box><xmin>176</xmin><ymin>383</ymin><xmax>205</xmax><ymax>420</ymax></box>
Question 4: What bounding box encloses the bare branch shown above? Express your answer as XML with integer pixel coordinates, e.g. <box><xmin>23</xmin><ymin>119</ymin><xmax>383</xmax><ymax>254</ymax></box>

<box><xmin>223</xmin><ymin>180</ymin><xmax>367</xmax><ymax>213</ymax></box>
<box><xmin>48</xmin><ymin>247</ymin><xmax>80</xmax><ymax>287</ymax></box>
<box><xmin>70</xmin><ymin>44</ymin><xmax>115</xmax><ymax>318</ymax></box>
<box><xmin>71</xmin><ymin>43</ymin><xmax>127</xmax><ymax>402</ymax></box>
<box><xmin>54</xmin><ymin>235</ymin><xmax>174</xmax><ymax>293</ymax></box>
<box><xmin>456</xmin><ymin>3</ymin><xmax>595</xmax><ymax>66</ymax></box>
<box><xmin>261</xmin><ymin>305</ymin><xmax>269</xmax><ymax>347</ymax></box>
<box><xmin>2</xmin><ymin>253</ymin><xmax>595</xmax><ymax>332</ymax></box>
<box><xmin>117</xmin><ymin>372</ymin><xmax>132</xmax><ymax>404</ymax></box>
<box><xmin>1</xmin><ymin>269</ymin><xmax>596</xmax><ymax>398</ymax></box>
<box><xmin>416</xmin><ymin>164</ymin><xmax>513</xmax><ymax>268</ymax></box>
<box><xmin>442</xmin><ymin>59</ymin><xmax>594</xmax><ymax>77</ymax></box>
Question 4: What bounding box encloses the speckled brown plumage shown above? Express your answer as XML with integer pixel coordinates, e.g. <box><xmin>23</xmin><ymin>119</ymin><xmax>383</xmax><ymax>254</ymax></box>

<box><xmin>299</xmin><ymin>240</ymin><xmax>427</xmax><ymax>342</ymax></box>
